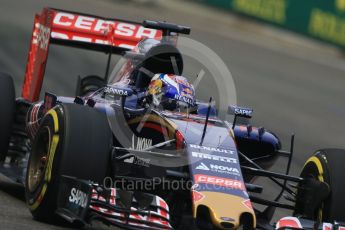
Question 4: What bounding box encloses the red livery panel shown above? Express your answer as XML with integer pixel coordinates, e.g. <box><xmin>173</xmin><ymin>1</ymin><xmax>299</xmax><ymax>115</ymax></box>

<box><xmin>22</xmin><ymin>8</ymin><xmax>162</xmax><ymax>102</ymax></box>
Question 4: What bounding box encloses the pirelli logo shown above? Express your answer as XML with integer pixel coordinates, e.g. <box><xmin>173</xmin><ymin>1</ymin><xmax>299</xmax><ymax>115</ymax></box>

<box><xmin>192</xmin><ymin>152</ymin><xmax>237</xmax><ymax>163</ymax></box>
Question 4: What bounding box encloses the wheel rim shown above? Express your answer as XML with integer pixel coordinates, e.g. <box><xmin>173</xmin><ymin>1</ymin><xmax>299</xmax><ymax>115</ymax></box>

<box><xmin>27</xmin><ymin>126</ymin><xmax>51</xmax><ymax>193</ymax></box>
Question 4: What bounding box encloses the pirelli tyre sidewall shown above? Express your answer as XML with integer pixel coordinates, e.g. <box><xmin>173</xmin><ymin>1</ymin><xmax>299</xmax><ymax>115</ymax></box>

<box><xmin>25</xmin><ymin>103</ymin><xmax>112</xmax><ymax>223</ymax></box>
<box><xmin>297</xmin><ymin>149</ymin><xmax>345</xmax><ymax>222</ymax></box>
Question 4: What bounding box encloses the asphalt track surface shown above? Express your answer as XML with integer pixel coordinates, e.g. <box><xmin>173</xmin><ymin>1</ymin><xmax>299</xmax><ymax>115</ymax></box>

<box><xmin>0</xmin><ymin>0</ymin><xmax>345</xmax><ymax>229</ymax></box>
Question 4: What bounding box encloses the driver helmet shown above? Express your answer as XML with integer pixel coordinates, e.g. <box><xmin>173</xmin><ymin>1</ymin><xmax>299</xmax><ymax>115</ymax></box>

<box><xmin>146</xmin><ymin>73</ymin><xmax>195</xmax><ymax>111</ymax></box>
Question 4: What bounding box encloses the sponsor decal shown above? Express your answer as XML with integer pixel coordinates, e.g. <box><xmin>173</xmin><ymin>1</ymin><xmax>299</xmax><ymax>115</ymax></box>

<box><xmin>104</xmin><ymin>86</ymin><xmax>130</xmax><ymax>96</ymax></box>
<box><xmin>192</xmin><ymin>190</ymin><xmax>205</xmax><ymax>202</ymax></box>
<box><xmin>196</xmin><ymin>162</ymin><xmax>209</xmax><ymax>171</ymax></box>
<box><xmin>124</xmin><ymin>156</ymin><xmax>150</xmax><ymax>168</ymax></box>
<box><xmin>189</xmin><ymin>144</ymin><xmax>235</xmax><ymax>154</ymax></box>
<box><xmin>192</xmin><ymin>152</ymin><xmax>237</xmax><ymax>163</ymax></box>
<box><xmin>174</xmin><ymin>94</ymin><xmax>195</xmax><ymax>106</ymax></box>
<box><xmin>228</xmin><ymin>105</ymin><xmax>253</xmax><ymax>118</ymax></box>
<box><xmin>131</xmin><ymin>135</ymin><xmax>152</xmax><ymax>151</ymax></box>
<box><xmin>210</xmin><ymin>164</ymin><xmax>240</xmax><ymax>175</ymax></box>
<box><xmin>194</xmin><ymin>174</ymin><xmax>244</xmax><ymax>190</ymax></box>
<box><xmin>69</xmin><ymin>188</ymin><xmax>88</xmax><ymax>208</ymax></box>
<box><xmin>53</xmin><ymin>13</ymin><xmax>157</xmax><ymax>37</ymax></box>
<box><xmin>52</xmin><ymin>12</ymin><xmax>160</xmax><ymax>48</ymax></box>
<box><xmin>195</xmin><ymin>162</ymin><xmax>241</xmax><ymax>176</ymax></box>
<box><xmin>234</xmin><ymin>108</ymin><xmax>252</xmax><ymax>117</ymax></box>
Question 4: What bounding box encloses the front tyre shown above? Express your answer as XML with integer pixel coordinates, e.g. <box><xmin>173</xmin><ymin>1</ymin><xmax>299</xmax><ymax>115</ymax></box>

<box><xmin>295</xmin><ymin>149</ymin><xmax>345</xmax><ymax>222</ymax></box>
<box><xmin>25</xmin><ymin>104</ymin><xmax>112</xmax><ymax>223</ymax></box>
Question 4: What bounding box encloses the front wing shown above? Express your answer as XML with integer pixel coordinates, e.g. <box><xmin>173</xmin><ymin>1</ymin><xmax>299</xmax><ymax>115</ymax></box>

<box><xmin>57</xmin><ymin>176</ymin><xmax>345</xmax><ymax>230</ymax></box>
<box><xmin>57</xmin><ymin>176</ymin><xmax>172</xmax><ymax>230</ymax></box>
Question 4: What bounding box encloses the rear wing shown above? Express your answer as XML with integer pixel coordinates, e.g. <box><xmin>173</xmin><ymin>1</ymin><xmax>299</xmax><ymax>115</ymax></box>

<box><xmin>22</xmin><ymin>8</ymin><xmax>162</xmax><ymax>102</ymax></box>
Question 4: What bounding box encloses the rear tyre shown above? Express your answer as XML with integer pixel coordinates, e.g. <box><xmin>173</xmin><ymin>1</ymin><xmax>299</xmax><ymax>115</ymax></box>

<box><xmin>0</xmin><ymin>73</ymin><xmax>15</xmax><ymax>160</ymax></box>
<box><xmin>25</xmin><ymin>103</ymin><xmax>112</xmax><ymax>223</ymax></box>
<box><xmin>295</xmin><ymin>149</ymin><xmax>345</xmax><ymax>222</ymax></box>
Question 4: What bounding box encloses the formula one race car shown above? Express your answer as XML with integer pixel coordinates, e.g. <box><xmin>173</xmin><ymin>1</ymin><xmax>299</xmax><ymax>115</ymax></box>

<box><xmin>0</xmin><ymin>7</ymin><xmax>345</xmax><ymax>230</ymax></box>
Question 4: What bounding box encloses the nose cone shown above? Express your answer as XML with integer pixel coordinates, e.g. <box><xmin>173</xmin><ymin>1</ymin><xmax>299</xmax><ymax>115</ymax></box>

<box><xmin>192</xmin><ymin>191</ymin><xmax>256</xmax><ymax>229</ymax></box>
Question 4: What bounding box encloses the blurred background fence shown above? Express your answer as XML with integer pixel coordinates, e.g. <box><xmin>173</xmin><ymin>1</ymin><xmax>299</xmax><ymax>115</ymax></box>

<box><xmin>195</xmin><ymin>0</ymin><xmax>345</xmax><ymax>49</ymax></box>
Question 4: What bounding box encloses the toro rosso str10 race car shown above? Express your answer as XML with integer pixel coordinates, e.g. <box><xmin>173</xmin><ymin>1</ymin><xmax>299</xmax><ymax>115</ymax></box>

<box><xmin>0</xmin><ymin>7</ymin><xmax>345</xmax><ymax>230</ymax></box>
